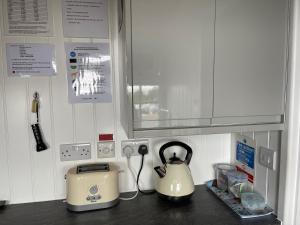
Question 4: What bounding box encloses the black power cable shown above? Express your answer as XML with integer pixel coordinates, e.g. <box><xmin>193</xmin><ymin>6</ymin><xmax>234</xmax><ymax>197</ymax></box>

<box><xmin>137</xmin><ymin>145</ymin><xmax>156</xmax><ymax>195</ymax></box>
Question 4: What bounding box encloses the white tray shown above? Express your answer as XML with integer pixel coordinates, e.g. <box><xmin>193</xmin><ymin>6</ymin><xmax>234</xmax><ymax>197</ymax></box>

<box><xmin>206</xmin><ymin>180</ymin><xmax>274</xmax><ymax>219</ymax></box>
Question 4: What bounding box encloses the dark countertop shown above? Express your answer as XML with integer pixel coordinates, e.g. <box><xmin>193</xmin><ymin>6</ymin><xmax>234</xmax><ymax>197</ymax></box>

<box><xmin>0</xmin><ymin>185</ymin><xmax>280</xmax><ymax>225</ymax></box>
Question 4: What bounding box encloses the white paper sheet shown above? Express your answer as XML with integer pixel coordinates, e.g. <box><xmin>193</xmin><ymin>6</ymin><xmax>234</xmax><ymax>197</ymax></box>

<box><xmin>3</xmin><ymin>0</ymin><xmax>53</xmax><ymax>36</ymax></box>
<box><xmin>62</xmin><ymin>0</ymin><xmax>109</xmax><ymax>38</ymax></box>
<box><xmin>6</xmin><ymin>43</ymin><xmax>57</xmax><ymax>77</ymax></box>
<box><xmin>65</xmin><ymin>43</ymin><xmax>112</xmax><ymax>103</ymax></box>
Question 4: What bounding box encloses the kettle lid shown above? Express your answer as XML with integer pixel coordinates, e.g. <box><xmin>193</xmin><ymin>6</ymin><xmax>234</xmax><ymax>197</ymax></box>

<box><xmin>169</xmin><ymin>152</ymin><xmax>184</xmax><ymax>165</ymax></box>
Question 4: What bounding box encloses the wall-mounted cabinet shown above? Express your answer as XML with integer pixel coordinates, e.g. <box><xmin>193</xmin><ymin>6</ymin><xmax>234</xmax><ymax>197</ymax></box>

<box><xmin>120</xmin><ymin>0</ymin><xmax>288</xmax><ymax>138</ymax></box>
<box><xmin>213</xmin><ymin>0</ymin><xmax>287</xmax><ymax>126</ymax></box>
<box><xmin>130</xmin><ymin>0</ymin><xmax>215</xmax><ymax>130</ymax></box>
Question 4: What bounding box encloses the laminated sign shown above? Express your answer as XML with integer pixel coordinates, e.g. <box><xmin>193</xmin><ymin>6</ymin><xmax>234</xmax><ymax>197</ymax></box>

<box><xmin>6</xmin><ymin>43</ymin><xmax>57</xmax><ymax>77</ymax></box>
<box><xmin>65</xmin><ymin>43</ymin><xmax>112</xmax><ymax>103</ymax></box>
<box><xmin>3</xmin><ymin>0</ymin><xmax>53</xmax><ymax>36</ymax></box>
<box><xmin>62</xmin><ymin>0</ymin><xmax>108</xmax><ymax>38</ymax></box>
<box><xmin>234</xmin><ymin>134</ymin><xmax>256</xmax><ymax>185</ymax></box>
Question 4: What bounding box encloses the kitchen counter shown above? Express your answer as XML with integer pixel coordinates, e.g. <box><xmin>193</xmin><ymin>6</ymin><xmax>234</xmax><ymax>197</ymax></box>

<box><xmin>0</xmin><ymin>185</ymin><xmax>280</xmax><ymax>225</ymax></box>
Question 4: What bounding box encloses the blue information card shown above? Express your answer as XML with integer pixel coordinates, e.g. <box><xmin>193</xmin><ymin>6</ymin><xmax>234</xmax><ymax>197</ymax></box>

<box><xmin>236</xmin><ymin>142</ymin><xmax>255</xmax><ymax>169</ymax></box>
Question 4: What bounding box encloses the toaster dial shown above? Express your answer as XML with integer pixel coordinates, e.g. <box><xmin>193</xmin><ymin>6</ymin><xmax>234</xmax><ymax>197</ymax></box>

<box><xmin>86</xmin><ymin>195</ymin><xmax>101</xmax><ymax>202</ymax></box>
<box><xmin>89</xmin><ymin>185</ymin><xmax>99</xmax><ymax>195</ymax></box>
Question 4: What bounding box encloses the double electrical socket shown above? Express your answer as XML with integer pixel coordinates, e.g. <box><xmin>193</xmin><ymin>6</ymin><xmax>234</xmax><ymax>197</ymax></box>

<box><xmin>60</xmin><ymin>143</ymin><xmax>91</xmax><ymax>161</ymax></box>
<box><xmin>121</xmin><ymin>139</ymin><xmax>149</xmax><ymax>157</ymax></box>
<box><xmin>259</xmin><ymin>146</ymin><xmax>277</xmax><ymax>170</ymax></box>
<box><xmin>60</xmin><ymin>139</ymin><xmax>148</xmax><ymax>161</ymax></box>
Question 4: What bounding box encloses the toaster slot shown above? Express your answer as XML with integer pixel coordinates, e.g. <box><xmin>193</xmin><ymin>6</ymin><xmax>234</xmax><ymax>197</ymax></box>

<box><xmin>77</xmin><ymin>163</ymin><xmax>110</xmax><ymax>173</ymax></box>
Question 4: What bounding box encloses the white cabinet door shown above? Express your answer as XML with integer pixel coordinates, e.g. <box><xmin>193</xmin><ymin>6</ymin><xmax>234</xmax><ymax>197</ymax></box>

<box><xmin>130</xmin><ymin>0</ymin><xmax>214</xmax><ymax>129</ymax></box>
<box><xmin>214</xmin><ymin>0</ymin><xmax>287</xmax><ymax>120</ymax></box>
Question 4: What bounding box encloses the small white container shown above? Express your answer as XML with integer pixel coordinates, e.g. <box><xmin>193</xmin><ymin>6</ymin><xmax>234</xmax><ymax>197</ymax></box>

<box><xmin>215</xmin><ymin>163</ymin><xmax>236</xmax><ymax>191</ymax></box>
<box><xmin>227</xmin><ymin>171</ymin><xmax>248</xmax><ymax>198</ymax></box>
<box><xmin>241</xmin><ymin>192</ymin><xmax>266</xmax><ymax>212</ymax></box>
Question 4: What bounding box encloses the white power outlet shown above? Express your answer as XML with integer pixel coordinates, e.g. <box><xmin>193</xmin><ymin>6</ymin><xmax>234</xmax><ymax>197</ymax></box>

<box><xmin>97</xmin><ymin>141</ymin><xmax>115</xmax><ymax>158</ymax></box>
<box><xmin>121</xmin><ymin>139</ymin><xmax>149</xmax><ymax>157</ymax></box>
<box><xmin>259</xmin><ymin>146</ymin><xmax>276</xmax><ymax>170</ymax></box>
<box><xmin>60</xmin><ymin>143</ymin><xmax>91</xmax><ymax>161</ymax></box>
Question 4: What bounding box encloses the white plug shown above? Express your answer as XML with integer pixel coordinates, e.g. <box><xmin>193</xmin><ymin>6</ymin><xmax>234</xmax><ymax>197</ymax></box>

<box><xmin>123</xmin><ymin>145</ymin><xmax>134</xmax><ymax>158</ymax></box>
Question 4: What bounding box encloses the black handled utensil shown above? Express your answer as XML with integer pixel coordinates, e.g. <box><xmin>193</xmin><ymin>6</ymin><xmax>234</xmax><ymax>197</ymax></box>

<box><xmin>31</xmin><ymin>92</ymin><xmax>48</xmax><ymax>152</ymax></box>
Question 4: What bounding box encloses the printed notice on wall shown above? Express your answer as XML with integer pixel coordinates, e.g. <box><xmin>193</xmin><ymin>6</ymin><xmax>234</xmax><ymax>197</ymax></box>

<box><xmin>62</xmin><ymin>0</ymin><xmax>109</xmax><ymax>38</ymax></box>
<box><xmin>65</xmin><ymin>43</ymin><xmax>112</xmax><ymax>103</ymax></box>
<box><xmin>6</xmin><ymin>44</ymin><xmax>57</xmax><ymax>77</ymax></box>
<box><xmin>3</xmin><ymin>0</ymin><xmax>53</xmax><ymax>36</ymax></box>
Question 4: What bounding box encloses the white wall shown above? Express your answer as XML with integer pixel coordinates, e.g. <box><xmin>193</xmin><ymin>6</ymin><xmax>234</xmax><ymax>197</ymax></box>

<box><xmin>278</xmin><ymin>0</ymin><xmax>300</xmax><ymax>224</ymax></box>
<box><xmin>0</xmin><ymin>0</ymin><xmax>281</xmax><ymax>212</ymax></box>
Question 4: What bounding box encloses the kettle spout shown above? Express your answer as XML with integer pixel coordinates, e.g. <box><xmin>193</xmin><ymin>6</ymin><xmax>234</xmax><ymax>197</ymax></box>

<box><xmin>154</xmin><ymin>166</ymin><xmax>166</xmax><ymax>178</ymax></box>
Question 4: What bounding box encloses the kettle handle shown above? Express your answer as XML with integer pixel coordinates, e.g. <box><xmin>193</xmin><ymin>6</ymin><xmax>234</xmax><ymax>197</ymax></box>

<box><xmin>159</xmin><ymin>141</ymin><xmax>193</xmax><ymax>165</ymax></box>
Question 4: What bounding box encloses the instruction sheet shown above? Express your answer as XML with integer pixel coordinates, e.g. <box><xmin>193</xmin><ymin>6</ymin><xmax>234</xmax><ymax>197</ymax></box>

<box><xmin>65</xmin><ymin>43</ymin><xmax>112</xmax><ymax>103</ymax></box>
<box><xmin>6</xmin><ymin>43</ymin><xmax>57</xmax><ymax>77</ymax></box>
<box><xmin>62</xmin><ymin>0</ymin><xmax>109</xmax><ymax>38</ymax></box>
<box><xmin>3</xmin><ymin>0</ymin><xmax>53</xmax><ymax>36</ymax></box>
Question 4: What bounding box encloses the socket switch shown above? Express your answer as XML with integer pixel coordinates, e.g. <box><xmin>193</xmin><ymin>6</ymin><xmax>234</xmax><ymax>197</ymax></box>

<box><xmin>121</xmin><ymin>139</ymin><xmax>149</xmax><ymax>157</ymax></box>
<box><xmin>97</xmin><ymin>141</ymin><xmax>115</xmax><ymax>158</ymax></box>
<box><xmin>259</xmin><ymin>146</ymin><xmax>276</xmax><ymax>170</ymax></box>
<box><xmin>60</xmin><ymin>143</ymin><xmax>91</xmax><ymax>161</ymax></box>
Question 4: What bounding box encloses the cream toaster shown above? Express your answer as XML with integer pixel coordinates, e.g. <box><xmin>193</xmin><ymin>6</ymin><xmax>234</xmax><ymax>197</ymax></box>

<box><xmin>66</xmin><ymin>163</ymin><xmax>119</xmax><ymax>212</ymax></box>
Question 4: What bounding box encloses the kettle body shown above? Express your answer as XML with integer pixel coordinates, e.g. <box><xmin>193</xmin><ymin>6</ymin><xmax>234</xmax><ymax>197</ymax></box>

<box><xmin>154</xmin><ymin>141</ymin><xmax>194</xmax><ymax>201</ymax></box>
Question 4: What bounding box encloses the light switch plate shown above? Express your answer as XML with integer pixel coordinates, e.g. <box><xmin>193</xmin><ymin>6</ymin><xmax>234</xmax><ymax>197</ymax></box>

<box><xmin>259</xmin><ymin>146</ymin><xmax>276</xmax><ymax>170</ymax></box>
<box><xmin>97</xmin><ymin>141</ymin><xmax>115</xmax><ymax>158</ymax></box>
<box><xmin>60</xmin><ymin>143</ymin><xmax>91</xmax><ymax>161</ymax></box>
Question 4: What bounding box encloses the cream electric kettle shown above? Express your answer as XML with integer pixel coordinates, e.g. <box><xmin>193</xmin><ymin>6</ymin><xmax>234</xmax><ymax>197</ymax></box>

<box><xmin>154</xmin><ymin>141</ymin><xmax>194</xmax><ymax>201</ymax></box>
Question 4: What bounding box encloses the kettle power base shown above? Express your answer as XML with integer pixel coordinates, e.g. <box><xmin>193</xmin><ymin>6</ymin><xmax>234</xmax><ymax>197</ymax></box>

<box><xmin>0</xmin><ymin>201</ymin><xmax>6</xmax><ymax>208</ymax></box>
<box><xmin>206</xmin><ymin>180</ymin><xmax>274</xmax><ymax>219</ymax></box>
<box><xmin>157</xmin><ymin>192</ymin><xmax>193</xmax><ymax>202</ymax></box>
